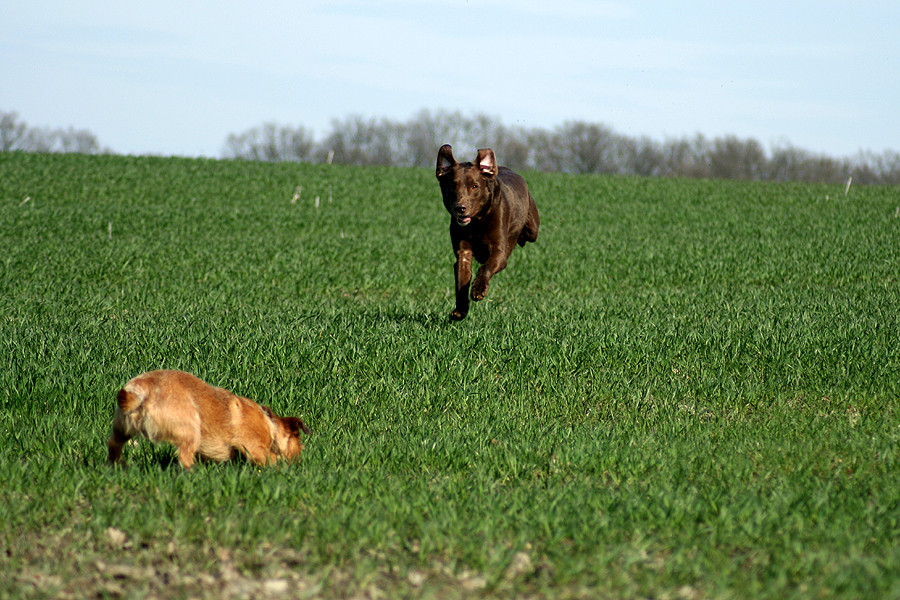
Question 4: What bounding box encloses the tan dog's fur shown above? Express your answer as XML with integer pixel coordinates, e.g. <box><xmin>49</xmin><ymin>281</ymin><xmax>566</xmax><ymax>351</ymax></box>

<box><xmin>107</xmin><ymin>370</ymin><xmax>310</xmax><ymax>468</ymax></box>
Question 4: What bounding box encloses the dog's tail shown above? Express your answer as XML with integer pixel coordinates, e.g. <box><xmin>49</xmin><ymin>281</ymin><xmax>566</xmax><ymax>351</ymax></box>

<box><xmin>116</xmin><ymin>380</ymin><xmax>148</xmax><ymax>413</ymax></box>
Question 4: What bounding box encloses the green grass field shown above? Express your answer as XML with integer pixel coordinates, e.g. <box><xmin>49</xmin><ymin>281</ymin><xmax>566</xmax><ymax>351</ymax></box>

<box><xmin>1</xmin><ymin>151</ymin><xmax>899</xmax><ymax>599</ymax></box>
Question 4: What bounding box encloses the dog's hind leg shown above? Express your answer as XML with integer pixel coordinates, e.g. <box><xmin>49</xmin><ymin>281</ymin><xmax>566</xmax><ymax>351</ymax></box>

<box><xmin>518</xmin><ymin>195</ymin><xmax>540</xmax><ymax>246</ymax></box>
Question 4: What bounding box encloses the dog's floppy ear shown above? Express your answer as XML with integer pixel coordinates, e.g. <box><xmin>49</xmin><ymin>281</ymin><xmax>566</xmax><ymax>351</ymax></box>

<box><xmin>284</xmin><ymin>416</ymin><xmax>311</xmax><ymax>436</ymax></box>
<box><xmin>436</xmin><ymin>144</ymin><xmax>457</xmax><ymax>178</ymax></box>
<box><xmin>475</xmin><ymin>148</ymin><xmax>498</xmax><ymax>177</ymax></box>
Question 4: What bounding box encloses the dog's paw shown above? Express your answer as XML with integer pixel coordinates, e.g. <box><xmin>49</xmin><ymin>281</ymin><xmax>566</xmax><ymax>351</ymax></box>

<box><xmin>449</xmin><ymin>309</ymin><xmax>467</xmax><ymax>321</ymax></box>
<box><xmin>471</xmin><ymin>280</ymin><xmax>489</xmax><ymax>301</ymax></box>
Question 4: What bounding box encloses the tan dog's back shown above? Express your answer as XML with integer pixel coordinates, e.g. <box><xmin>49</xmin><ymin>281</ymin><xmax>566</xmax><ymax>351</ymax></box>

<box><xmin>108</xmin><ymin>370</ymin><xmax>309</xmax><ymax>468</ymax></box>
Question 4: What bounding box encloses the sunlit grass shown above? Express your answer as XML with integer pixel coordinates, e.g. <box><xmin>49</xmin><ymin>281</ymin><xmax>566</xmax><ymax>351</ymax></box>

<box><xmin>1</xmin><ymin>152</ymin><xmax>899</xmax><ymax>598</ymax></box>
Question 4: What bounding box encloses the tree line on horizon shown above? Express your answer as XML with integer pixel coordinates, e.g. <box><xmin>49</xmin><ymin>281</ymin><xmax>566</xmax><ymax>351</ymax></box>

<box><xmin>4</xmin><ymin>109</ymin><xmax>899</xmax><ymax>185</ymax></box>
<box><xmin>223</xmin><ymin>110</ymin><xmax>900</xmax><ymax>185</ymax></box>
<box><xmin>1</xmin><ymin>111</ymin><xmax>110</xmax><ymax>155</ymax></box>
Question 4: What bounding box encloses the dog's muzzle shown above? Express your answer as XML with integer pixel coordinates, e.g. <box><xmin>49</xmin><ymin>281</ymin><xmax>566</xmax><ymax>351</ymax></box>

<box><xmin>453</xmin><ymin>204</ymin><xmax>471</xmax><ymax>226</ymax></box>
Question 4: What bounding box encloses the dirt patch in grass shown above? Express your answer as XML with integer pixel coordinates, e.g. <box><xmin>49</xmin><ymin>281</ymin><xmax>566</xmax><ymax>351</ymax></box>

<box><xmin>2</xmin><ymin>528</ymin><xmax>561</xmax><ymax>600</ymax></box>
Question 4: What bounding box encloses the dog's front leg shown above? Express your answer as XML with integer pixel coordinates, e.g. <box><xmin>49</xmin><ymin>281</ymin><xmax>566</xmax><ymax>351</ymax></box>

<box><xmin>451</xmin><ymin>246</ymin><xmax>473</xmax><ymax>321</ymax></box>
<box><xmin>471</xmin><ymin>249</ymin><xmax>508</xmax><ymax>302</ymax></box>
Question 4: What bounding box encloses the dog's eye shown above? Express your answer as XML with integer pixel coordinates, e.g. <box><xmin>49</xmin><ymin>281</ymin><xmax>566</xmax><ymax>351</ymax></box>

<box><xmin>471</xmin><ymin>183</ymin><xmax>478</xmax><ymax>189</ymax></box>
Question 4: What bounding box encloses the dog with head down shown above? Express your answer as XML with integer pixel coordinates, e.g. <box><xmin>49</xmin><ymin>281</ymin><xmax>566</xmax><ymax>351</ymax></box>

<box><xmin>107</xmin><ymin>370</ymin><xmax>310</xmax><ymax>469</ymax></box>
<box><xmin>436</xmin><ymin>144</ymin><xmax>540</xmax><ymax>321</ymax></box>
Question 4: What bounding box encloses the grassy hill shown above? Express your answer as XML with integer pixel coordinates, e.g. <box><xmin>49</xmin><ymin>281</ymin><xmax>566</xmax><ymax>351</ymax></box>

<box><xmin>1</xmin><ymin>151</ymin><xmax>898</xmax><ymax>598</ymax></box>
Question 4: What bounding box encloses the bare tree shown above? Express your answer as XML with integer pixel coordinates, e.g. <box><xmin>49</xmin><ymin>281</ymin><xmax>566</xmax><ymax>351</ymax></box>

<box><xmin>223</xmin><ymin>122</ymin><xmax>316</xmax><ymax>162</ymax></box>
<box><xmin>491</xmin><ymin>129</ymin><xmax>532</xmax><ymax>172</ymax></box>
<box><xmin>318</xmin><ymin>115</ymin><xmax>405</xmax><ymax>166</ymax></box>
<box><xmin>1</xmin><ymin>111</ymin><xmax>27</xmax><ymax>151</ymax></box>
<box><xmin>661</xmin><ymin>135</ymin><xmax>712</xmax><ymax>178</ymax></box>
<box><xmin>403</xmin><ymin>109</ymin><xmax>448</xmax><ymax>168</ymax></box>
<box><xmin>768</xmin><ymin>143</ymin><xmax>815</xmax><ymax>182</ymax></box>
<box><xmin>708</xmin><ymin>135</ymin><xmax>767</xmax><ymax>180</ymax></box>
<box><xmin>849</xmin><ymin>150</ymin><xmax>900</xmax><ymax>185</ymax></box>
<box><xmin>555</xmin><ymin>121</ymin><xmax>618</xmax><ymax>174</ymax></box>
<box><xmin>402</xmin><ymin>109</ymin><xmax>528</xmax><ymax>168</ymax></box>
<box><xmin>57</xmin><ymin>127</ymin><xmax>102</xmax><ymax>154</ymax></box>
<box><xmin>1</xmin><ymin>110</ymin><xmax>108</xmax><ymax>154</ymax></box>
<box><xmin>768</xmin><ymin>142</ymin><xmax>849</xmax><ymax>183</ymax></box>
<box><xmin>622</xmin><ymin>136</ymin><xmax>665</xmax><ymax>177</ymax></box>
<box><xmin>22</xmin><ymin>126</ymin><xmax>57</xmax><ymax>153</ymax></box>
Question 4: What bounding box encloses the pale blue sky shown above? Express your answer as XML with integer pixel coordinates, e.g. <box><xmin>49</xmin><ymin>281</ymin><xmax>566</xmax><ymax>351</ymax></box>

<box><xmin>2</xmin><ymin>1</ymin><xmax>897</xmax><ymax>158</ymax></box>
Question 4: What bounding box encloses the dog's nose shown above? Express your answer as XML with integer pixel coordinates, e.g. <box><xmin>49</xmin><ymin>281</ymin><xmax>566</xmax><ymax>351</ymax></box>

<box><xmin>454</xmin><ymin>203</ymin><xmax>467</xmax><ymax>213</ymax></box>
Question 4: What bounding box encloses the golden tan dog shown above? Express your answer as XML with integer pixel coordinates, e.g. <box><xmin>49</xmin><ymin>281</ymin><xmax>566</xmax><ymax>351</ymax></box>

<box><xmin>107</xmin><ymin>370</ymin><xmax>310</xmax><ymax>468</ymax></box>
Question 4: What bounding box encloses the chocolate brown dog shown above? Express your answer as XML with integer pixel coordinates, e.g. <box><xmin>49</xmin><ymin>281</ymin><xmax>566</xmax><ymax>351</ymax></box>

<box><xmin>436</xmin><ymin>144</ymin><xmax>539</xmax><ymax>320</ymax></box>
<box><xmin>107</xmin><ymin>370</ymin><xmax>310</xmax><ymax>468</ymax></box>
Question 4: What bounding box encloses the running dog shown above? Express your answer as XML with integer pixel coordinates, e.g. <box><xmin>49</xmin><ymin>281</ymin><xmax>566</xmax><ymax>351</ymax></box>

<box><xmin>436</xmin><ymin>145</ymin><xmax>539</xmax><ymax>320</ymax></box>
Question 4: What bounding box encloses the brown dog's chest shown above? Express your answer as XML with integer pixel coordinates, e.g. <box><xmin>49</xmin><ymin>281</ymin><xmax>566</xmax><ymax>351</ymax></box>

<box><xmin>451</xmin><ymin>222</ymin><xmax>497</xmax><ymax>264</ymax></box>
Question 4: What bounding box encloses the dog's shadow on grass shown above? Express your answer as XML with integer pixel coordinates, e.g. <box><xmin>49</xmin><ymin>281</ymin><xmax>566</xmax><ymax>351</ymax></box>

<box><xmin>108</xmin><ymin>442</ymin><xmax>184</xmax><ymax>471</ymax></box>
<box><xmin>126</xmin><ymin>448</ymin><xmax>181</xmax><ymax>471</ymax></box>
<box><xmin>151</xmin><ymin>454</ymin><xmax>181</xmax><ymax>470</ymax></box>
<box><xmin>125</xmin><ymin>446</ymin><xmax>274</xmax><ymax>472</ymax></box>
